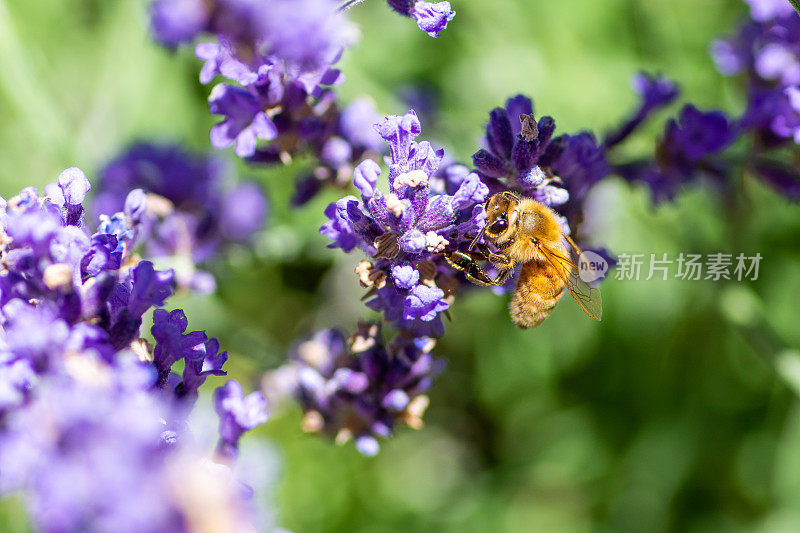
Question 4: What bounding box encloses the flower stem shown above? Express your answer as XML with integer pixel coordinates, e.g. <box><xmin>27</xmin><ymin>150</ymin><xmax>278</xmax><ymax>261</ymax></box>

<box><xmin>791</xmin><ymin>0</ymin><xmax>800</xmax><ymax>17</ymax></box>
<box><xmin>337</xmin><ymin>0</ymin><xmax>368</xmax><ymax>12</ymax></box>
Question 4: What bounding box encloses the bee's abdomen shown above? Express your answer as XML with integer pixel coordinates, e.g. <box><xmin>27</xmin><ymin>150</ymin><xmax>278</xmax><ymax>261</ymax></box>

<box><xmin>509</xmin><ymin>262</ymin><xmax>566</xmax><ymax>329</ymax></box>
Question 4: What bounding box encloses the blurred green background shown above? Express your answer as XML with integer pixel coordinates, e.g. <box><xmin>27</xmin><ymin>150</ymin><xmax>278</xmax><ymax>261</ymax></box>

<box><xmin>3</xmin><ymin>0</ymin><xmax>800</xmax><ymax>531</ymax></box>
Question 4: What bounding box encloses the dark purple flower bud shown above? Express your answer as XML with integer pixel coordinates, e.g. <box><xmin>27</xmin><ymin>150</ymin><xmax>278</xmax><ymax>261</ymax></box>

<box><xmin>180</xmin><ymin>337</ymin><xmax>228</xmax><ymax>398</ymax></box>
<box><xmin>505</xmin><ymin>95</ymin><xmax>534</xmax><ymax>135</ymax></box>
<box><xmin>386</xmin><ymin>0</ymin><xmax>414</xmax><ymax>15</ymax></box>
<box><xmin>511</xmin><ymin>138</ymin><xmax>538</xmax><ymax>173</ymax></box>
<box><xmin>487</xmin><ymin>108</ymin><xmax>515</xmax><ymax>159</ymax></box>
<box><xmin>472</xmin><ymin>149</ymin><xmax>508</xmax><ymax>179</ymax></box>
<box><xmin>127</xmin><ymin>261</ymin><xmax>175</xmax><ymax>319</ymax></box>
<box><xmin>152</xmin><ymin>308</ymin><xmax>207</xmax><ymax>387</ymax></box>
<box><xmin>752</xmin><ymin>157</ymin><xmax>800</xmax><ymax>201</ymax></box>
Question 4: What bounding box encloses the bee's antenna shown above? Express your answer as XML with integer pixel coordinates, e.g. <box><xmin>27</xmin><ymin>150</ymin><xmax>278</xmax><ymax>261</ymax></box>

<box><xmin>468</xmin><ymin>226</ymin><xmax>485</xmax><ymax>251</ymax></box>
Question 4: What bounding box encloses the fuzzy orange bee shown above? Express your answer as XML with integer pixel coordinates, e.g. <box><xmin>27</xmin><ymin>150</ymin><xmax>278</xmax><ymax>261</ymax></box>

<box><xmin>445</xmin><ymin>191</ymin><xmax>602</xmax><ymax>328</ymax></box>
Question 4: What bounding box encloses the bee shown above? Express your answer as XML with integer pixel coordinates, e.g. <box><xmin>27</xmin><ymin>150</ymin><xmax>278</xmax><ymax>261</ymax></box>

<box><xmin>445</xmin><ymin>191</ymin><xmax>602</xmax><ymax>328</ymax></box>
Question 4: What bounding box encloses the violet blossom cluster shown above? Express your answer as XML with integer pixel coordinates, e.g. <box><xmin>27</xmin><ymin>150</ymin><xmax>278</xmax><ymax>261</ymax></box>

<box><xmin>471</xmin><ymin>94</ymin><xmax>613</xmax><ymax>230</ymax></box>
<box><xmin>0</xmin><ymin>168</ymin><xmax>270</xmax><ymax>531</ymax></box>
<box><xmin>276</xmin><ymin>323</ymin><xmax>443</xmax><ymax>456</ymax></box>
<box><xmin>616</xmin><ymin>1</ymin><xmax>800</xmax><ymax>205</ymax></box>
<box><xmin>321</xmin><ymin>110</ymin><xmax>489</xmax><ymax>337</ymax></box>
<box><xmin>92</xmin><ymin>142</ymin><xmax>267</xmax><ymax>292</ymax></box>
<box><xmin>149</xmin><ymin>0</ymin><xmax>394</xmax><ymax>207</ymax></box>
<box><xmin>707</xmin><ymin>0</ymin><xmax>800</xmax><ymax>200</ymax></box>
<box><xmin>148</xmin><ymin>0</ymin><xmax>455</xmax><ymax>207</ymax></box>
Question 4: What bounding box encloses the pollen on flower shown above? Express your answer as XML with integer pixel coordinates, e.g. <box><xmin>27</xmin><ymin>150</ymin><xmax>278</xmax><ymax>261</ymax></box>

<box><xmin>145</xmin><ymin>192</ymin><xmax>174</xmax><ymax>217</ymax></box>
<box><xmin>400</xmin><ymin>394</ymin><xmax>430</xmax><ymax>430</ymax></box>
<box><xmin>43</xmin><ymin>263</ymin><xmax>74</xmax><ymax>290</ymax></box>
<box><xmin>425</xmin><ymin>231</ymin><xmax>448</xmax><ymax>253</ymax></box>
<box><xmin>130</xmin><ymin>338</ymin><xmax>154</xmax><ymax>362</ymax></box>
<box><xmin>302</xmin><ymin>410</ymin><xmax>325</xmax><ymax>433</ymax></box>
<box><xmin>297</xmin><ymin>339</ymin><xmax>333</xmax><ymax>368</ymax></box>
<box><xmin>393</xmin><ymin>169</ymin><xmax>429</xmax><ymax>188</ymax></box>
<box><xmin>355</xmin><ymin>260</ymin><xmax>387</xmax><ymax>288</ymax></box>
<box><xmin>385</xmin><ymin>193</ymin><xmax>405</xmax><ymax>216</ymax></box>
<box><xmin>350</xmin><ymin>323</ymin><xmax>380</xmax><ymax>352</ymax></box>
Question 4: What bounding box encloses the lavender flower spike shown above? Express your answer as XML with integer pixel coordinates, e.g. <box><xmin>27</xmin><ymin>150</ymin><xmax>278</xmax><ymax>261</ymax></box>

<box><xmin>283</xmin><ymin>323</ymin><xmax>443</xmax><ymax>455</ymax></box>
<box><xmin>321</xmin><ymin>110</ymin><xmax>488</xmax><ymax>336</ymax></box>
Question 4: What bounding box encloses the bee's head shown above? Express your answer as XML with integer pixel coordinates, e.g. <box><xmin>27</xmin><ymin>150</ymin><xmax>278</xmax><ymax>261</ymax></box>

<box><xmin>483</xmin><ymin>192</ymin><xmax>519</xmax><ymax>243</ymax></box>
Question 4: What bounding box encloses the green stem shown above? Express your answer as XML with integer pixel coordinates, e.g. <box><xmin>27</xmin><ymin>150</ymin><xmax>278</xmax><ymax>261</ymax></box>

<box><xmin>337</xmin><ymin>0</ymin><xmax>368</xmax><ymax>12</ymax></box>
<box><xmin>791</xmin><ymin>0</ymin><xmax>800</xmax><ymax>17</ymax></box>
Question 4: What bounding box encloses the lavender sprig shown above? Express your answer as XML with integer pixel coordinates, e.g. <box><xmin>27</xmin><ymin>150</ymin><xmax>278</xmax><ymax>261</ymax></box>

<box><xmin>321</xmin><ymin>110</ymin><xmax>488</xmax><ymax>337</ymax></box>
<box><xmin>0</xmin><ymin>168</ymin><xmax>270</xmax><ymax>531</ymax></box>
<box><xmin>272</xmin><ymin>323</ymin><xmax>442</xmax><ymax>456</ymax></box>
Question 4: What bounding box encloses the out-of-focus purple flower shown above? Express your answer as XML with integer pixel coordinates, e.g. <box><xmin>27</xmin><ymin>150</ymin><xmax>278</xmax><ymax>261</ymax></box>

<box><xmin>387</xmin><ymin>0</ymin><xmax>455</xmax><ymax>37</ymax></box>
<box><xmin>93</xmin><ymin>142</ymin><xmax>268</xmax><ymax>290</ymax></box>
<box><xmin>604</xmin><ymin>73</ymin><xmax>680</xmax><ymax>149</ymax></box>
<box><xmin>745</xmin><ymin>0</ymin><xmax>795</xmax><ymax>21</ymax></box>
<box><xmin>215</xmin><ymin>380</ymin><xmax>269</xmax><ymax>460</ymax></box>
<box><xmin>0</xmin><ymin>168</ymin><xmax>269</xmax><ymax>532</ymax></box>
<box><xmin>321</xmin><ymin>110</ymin><xmax>488</xmax><ymax>335</ymax></box>
<box><xmin>617</xmin><ymin>105</ymin><xmax>738</xmax><ymax>203</ymax></box>
<box><xmin>281</xmin><ymin>323</ymin><xmax>443</xmax><ymax>455</ymax></box>
<box><xmin>209</xmin><ymin>85</ymin><xmax>278</xmax><ymax>157</ymax></box>
<box><xmin>751</xmin><ymin>156</ymin><xmax>800</xmax><ymax>200</ymax></box>
<box><xmin>150</xmin><ymin>0</ymin><xmax>208</xmax><ymax>47</ymax></box>
<box><xmin>152</xmin><ymin>0</ymin><xmax>355</xmax><ymax>74</ymax></box>
<box><xmin>0</xmin><ymin>374</ymin><xmax>261</xmax><ymax>533</ymax></box>
<box><xmin>713</xmin><ymin>7</ymin><xmax>800</xmax><ymax>146</ymax></box>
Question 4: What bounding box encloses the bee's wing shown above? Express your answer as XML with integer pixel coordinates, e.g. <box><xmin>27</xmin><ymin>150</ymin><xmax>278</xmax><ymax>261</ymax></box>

<box><xmin>539</xmin><ymin>237</ymin><xmax>602</xmax><ymax>321</ymax></box>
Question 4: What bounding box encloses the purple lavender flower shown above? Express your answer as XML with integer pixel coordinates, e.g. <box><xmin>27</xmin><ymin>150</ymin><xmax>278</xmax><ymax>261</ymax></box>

<box><xmin>149</xmin><ymin>0</ymin><xmax>208</xmax><ymax>48</ymax></box>
<box><xmin>283</xmin><ymin>323</ymin><xmax>442</xmax><ymax>455</ymax></box>
<box><xmin>387</xmin><ymin>0</ymin><xmax>455</xmax><ymax>37</ymax></box>
<box><xmin>712</xmin><ymin>7</ymin><xmax>800</xmax><ymax>145</ymax></box>
<box><xmin>321</xmin><ymin>110</ymin><xmax>488</xmax><ymax>335</ymax></box>
<box><xmin>0</xmin><ymin>374</ymin><xmax>261</xmax><ymax>533</ymax></box>
<box><xmin>215</xmin><ymin>380</ymin><xmax>269</xmax><ymax>460</ymax></box>
<box><xmin>94</xmin><ymin>142</ymin><xmax>267</xmax><ymax>291</ymax></box>
<box><xmin>0</xmin><ymin>168</ymin><xmax>270</xmax><ymax>532</ymax></box>
<box><xmin>616</xmin><ymin>105</ymin><xmax>738</xmax><ymax>203</ymax></box>
<box><xmin>209</xmin><ymin>84</ymin><xmax>278</xmax><ymax>157</ymax></box>
<box><xmin>745</xmin><ymin>0</ymin><xmax>795</xmax><ymax>21</ymax></box>
<box><xmin>152</xmin><ymin>0</ymin><xmax>354</xmax><ymax>73</ymax></box>
<box><xmin>604</xmin><ymin>73</ymin><xmax>680</xmax><ymax>149</ymax></box>
<box><xmin>472</xmin><ymin>95</ymin><xmax>609</xmax><ymax>229</ymax></box>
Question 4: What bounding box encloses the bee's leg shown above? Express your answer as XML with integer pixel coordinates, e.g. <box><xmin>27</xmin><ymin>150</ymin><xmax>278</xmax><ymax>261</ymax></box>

<box><xmin>487</xmin><ymin>251</ymin><xmax>513</xmax><ymax>271</ymax></box>
<box><xmin>444</xmin><ymin>251</ymin><xmax>513</xmax><ymax>287</ymax></box>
